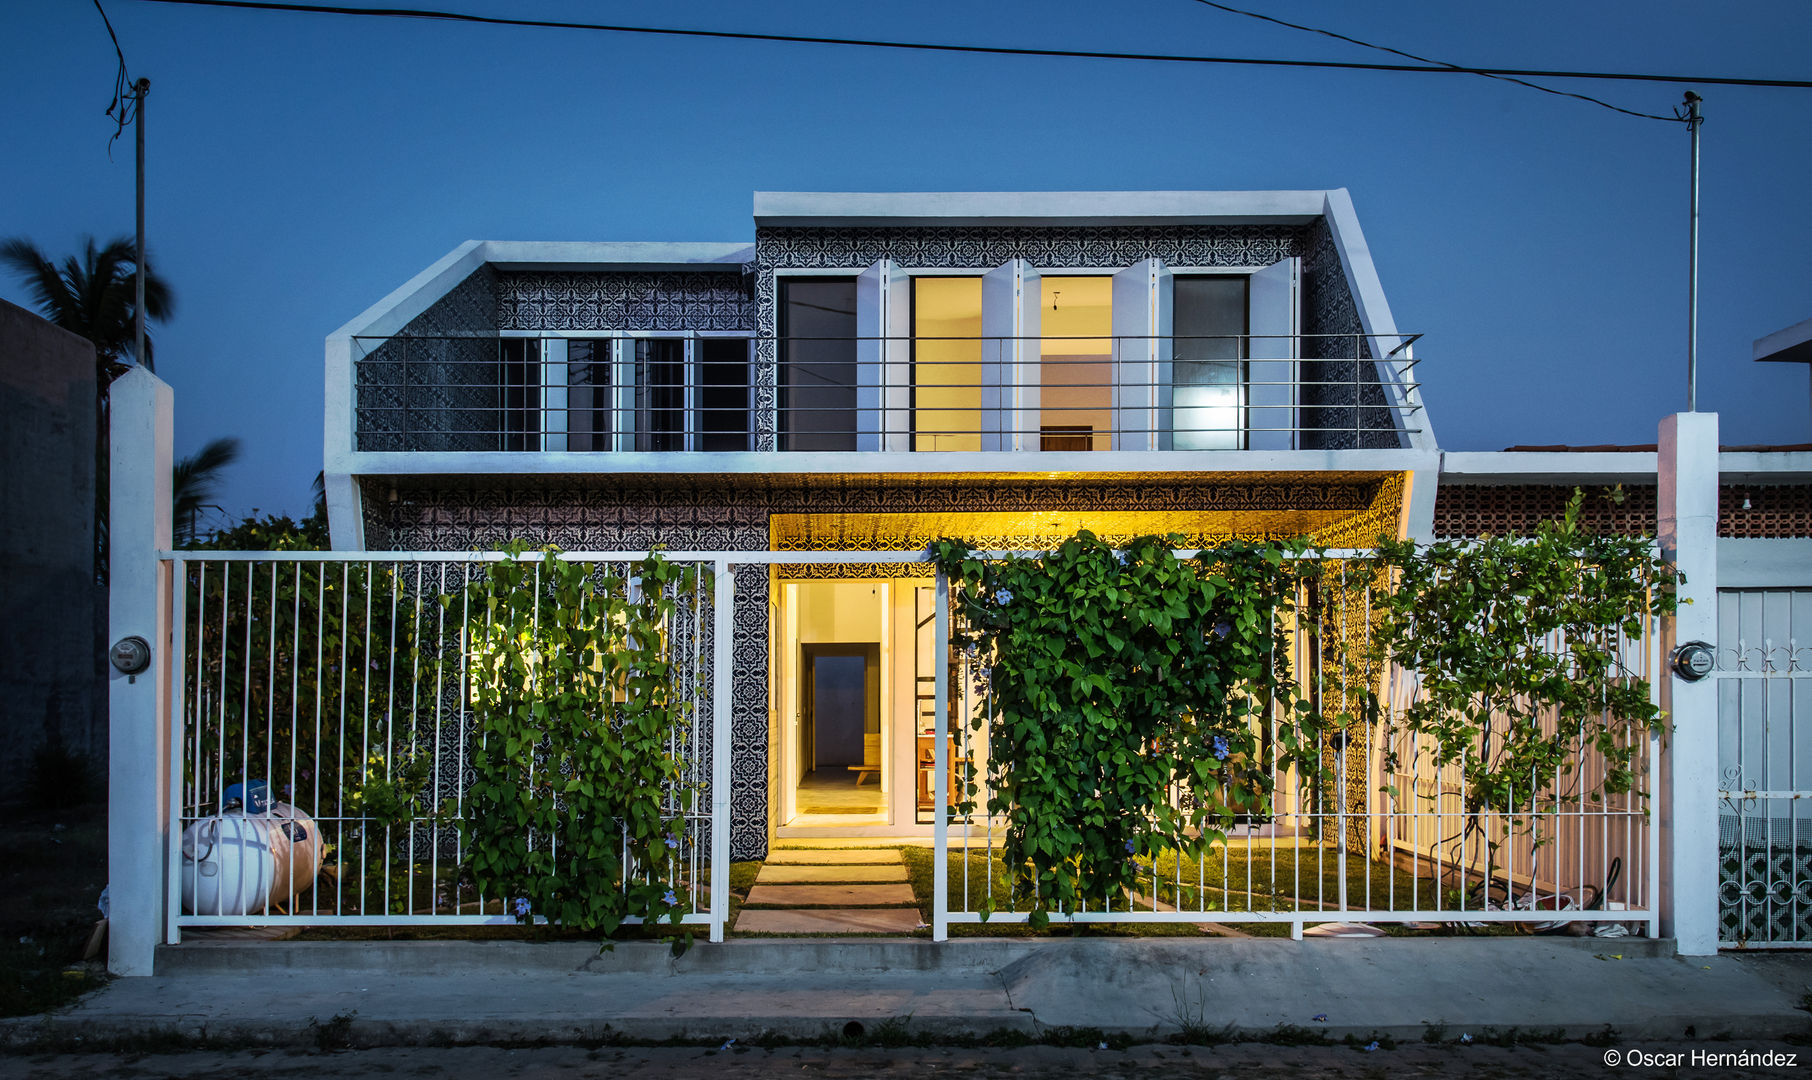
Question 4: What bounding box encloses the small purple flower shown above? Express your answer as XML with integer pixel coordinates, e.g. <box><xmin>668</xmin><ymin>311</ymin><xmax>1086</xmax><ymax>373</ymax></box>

<box><xmin>1211</xmin><ymin>736</ymin><xmax>1230</xmax><ymax>761</ymax></box>
<box><xmin>1125</xmin><ymin>838</ymin><xmax>1136</xmax><ymax>854</ymax></box>
<box><xmin>665</xmin><ymin>836</ymin><xmax>681</xmax><ymax>850</ymax></box>
<box><xmin>1211</xmin><ymin>621</ymin><xmax>1232</xmax><ymax>640</ymax></box>
<box><xmin>513</xmin><ymin>897</ymin><xmax>532</xmax><ymax>917</ymax></box>
<box><xmin>662</xmin><ymin>890</ymin><xmax>679</xmax><ymax>907</ymax></box>
<box><xmin>996</xmin><ymin>589</ymin><xmax>1014</xmax><ymax>605</ymax></box>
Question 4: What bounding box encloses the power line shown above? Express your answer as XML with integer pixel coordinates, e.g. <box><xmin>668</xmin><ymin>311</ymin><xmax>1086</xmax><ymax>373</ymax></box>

<box><xmin>1186</xmin><ymin>0</ymin><xmax>1672</xmax><ymax>122</ymax></box>
<box><xmin>93</xmin><ymin>0</ymin><xmax>143</xmax><ymax>153</ymax></box>
<box><xmin>129</xmin><ymin>0</ymin><xmax>1812</xmax><ymax>94</ymax></box>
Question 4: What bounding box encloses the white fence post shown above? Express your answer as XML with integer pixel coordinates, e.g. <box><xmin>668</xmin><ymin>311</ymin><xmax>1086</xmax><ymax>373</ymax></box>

<box><xmin>1658</xmin><ymin>411</ymin><xmax>1719</xmax><ymax>955</ymax></box>
<box><xmin>107</xmin><ymin>367</ymin><xmax>174</xmax><ymax>975</ymax></box>
<box><xmin>932</xmin><ymin>568</ymin><xmax>950</xmax><ymax>942</ymax></box>
<box><xmin>709</xmin><ymin>560</ymin><xmax>734</xmax><ymax>943</ymax></box>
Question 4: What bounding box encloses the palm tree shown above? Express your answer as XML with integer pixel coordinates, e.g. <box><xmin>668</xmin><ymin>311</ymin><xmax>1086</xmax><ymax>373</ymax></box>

<box><xmin>0</xmin><ymin>235</ymin><xmax>172</xmax><ymax>374</ymax></box>
<box><xmin>2</xmin><ymin>235</ymin><xmax>174</xmax><ymax>579</ymax></box>
<box><xmin>172</xmin><ymin>437</ymin><xmax>242</xmax><ymax>546</ymax></box>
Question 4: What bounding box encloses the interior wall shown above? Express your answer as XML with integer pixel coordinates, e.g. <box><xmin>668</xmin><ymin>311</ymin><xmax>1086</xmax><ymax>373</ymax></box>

<box><xmin>1040</xmin><ymin>276</ymin><xmax>1114</xmax><ymax>448</ymax></box>
<box><xmin>795</xmin><ymin>581</ymin><xmax>885</xmax><ymax>643</ymax></box>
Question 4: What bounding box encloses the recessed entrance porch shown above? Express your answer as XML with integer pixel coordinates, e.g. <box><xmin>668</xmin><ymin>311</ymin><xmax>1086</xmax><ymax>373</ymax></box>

<box><xmin>765</xmin><ymin>472</ymin><xmax>1412</xmax><ymax>844</ymax></box>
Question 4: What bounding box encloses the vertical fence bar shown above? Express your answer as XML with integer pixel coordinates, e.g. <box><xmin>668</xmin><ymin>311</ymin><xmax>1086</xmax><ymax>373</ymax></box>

<box><xmin>709</xmin><ymin>560</ymin><xmax>734</xmax><ymax>942</ymax></box>
<box><xmin>164</xmin><ymin>557</ymin><xmax>187</xmax><ymax>944</ymax></box>
<box><xmin>1648</xmin><ymin>618</ymin><xmax>1665</xmax><ymax>939</ymax></box>
<box><xmin>933</xmin><ymin>567</ymin><xmax>952</xmax><ymax>941</ymax></box>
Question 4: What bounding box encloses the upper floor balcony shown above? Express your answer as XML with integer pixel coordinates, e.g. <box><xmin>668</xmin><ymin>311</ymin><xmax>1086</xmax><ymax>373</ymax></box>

<box><xmin>351</xmin><ymin>330</ymin><xmax>1424</xmax><ymax>458</ymax></box>
<box><xmin>329</xmin><ymin>193</ymin><xmax>1437</xmax><ymax>479</ymax></box>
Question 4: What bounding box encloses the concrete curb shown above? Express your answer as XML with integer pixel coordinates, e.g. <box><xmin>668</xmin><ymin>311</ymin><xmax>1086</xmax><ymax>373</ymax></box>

<box><xmin>5</xmin><ymin>937</ymin><xmax>1806</xmax><ymax>1052</ymax></box>
<box><xmin>149</xmin><ymin>933</ymin><xmax>1675</xmax><ymax>976</ymax></box>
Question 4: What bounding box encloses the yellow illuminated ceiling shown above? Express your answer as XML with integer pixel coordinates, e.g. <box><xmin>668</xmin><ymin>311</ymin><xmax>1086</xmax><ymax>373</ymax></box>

<box><xmin>770</xmin><ymin>472</ymin><xmax>1407</xmax><ymax>553</ymax></box>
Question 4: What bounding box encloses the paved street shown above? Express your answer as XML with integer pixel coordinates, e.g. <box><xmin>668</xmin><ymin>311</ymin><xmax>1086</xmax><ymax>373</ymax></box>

<box><xmin>6</xmin><ymin>1041</ymin><xmax>1810</xmax><ymax>1079</ymax></box>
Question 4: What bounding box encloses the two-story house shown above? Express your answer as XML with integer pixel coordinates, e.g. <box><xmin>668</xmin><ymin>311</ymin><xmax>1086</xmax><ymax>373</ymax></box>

<box><xmin>324</xmin><ymin>190</ymin><xmax>1436</xmax><ymax>860</ymax></box>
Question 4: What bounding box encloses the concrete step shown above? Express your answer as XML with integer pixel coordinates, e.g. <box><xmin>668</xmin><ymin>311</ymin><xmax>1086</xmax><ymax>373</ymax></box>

<box><xmin>733</xmin><ymin>908</ymin><xmax>925</xmax><ymax>935</ymax></box>
<box><xmin>767</xmin><ymin>849</ymin><xmax>902</xmax><ymax>865</ymax></box>
<box><xmin>743</xmin><ymin>883</ymin><xmax>918</xmax><ymax>907</ymax></box>
<box><xmin>756</xmin><ymin>863</ymin><xmax>908</xmax><ymax>884</ymax></box>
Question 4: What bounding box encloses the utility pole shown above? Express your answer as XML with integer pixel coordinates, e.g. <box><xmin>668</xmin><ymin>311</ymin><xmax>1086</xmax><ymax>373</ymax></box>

<box><xmin>1684</xmin><ymin>91</ymin><xmax>1702</xmax><ymax>412</ymax></box>
<box><xmin>133</xmin><ymin>76</ymin><xmax>149</xmax><ymax>370</ymax></box>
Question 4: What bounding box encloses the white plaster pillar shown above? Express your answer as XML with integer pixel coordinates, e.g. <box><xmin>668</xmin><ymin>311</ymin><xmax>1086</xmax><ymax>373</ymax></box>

<box><xmin>107</xmin><ymin>366</ymin><xmax>175</xmax><ymax>974</ymax></box>
<box><xmin>1403</xmin><ymin>463</ymin><xmax>1440</xmax><ymax>543</ymax></box>
<box><xmin>1657</xmin><ymin>411</ymin><xmax>1719</xmax><ymax>955</ymax></box>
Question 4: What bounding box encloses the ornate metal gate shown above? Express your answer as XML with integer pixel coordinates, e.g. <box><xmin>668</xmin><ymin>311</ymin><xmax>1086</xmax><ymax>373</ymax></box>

<box><xmin>1718</xmin><ymin>588</ymin><xmax>1812</xmax><ymax>947</ymax></box>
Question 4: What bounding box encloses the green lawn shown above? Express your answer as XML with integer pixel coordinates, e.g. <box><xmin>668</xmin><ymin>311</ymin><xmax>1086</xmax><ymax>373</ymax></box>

<box><xmin>901</xmin><ymin>840</ymin><xmax>1454</xmax><ymax>938</ymax></box>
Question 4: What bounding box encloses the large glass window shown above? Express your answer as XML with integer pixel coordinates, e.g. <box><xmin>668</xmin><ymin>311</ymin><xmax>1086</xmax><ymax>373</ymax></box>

<box><xmin>634</xmin><ymin>339</ymin><xmax>687</xmax><ymax>452</ymax></box>
<box><xmin>1040</xmin><ymin>276</ymin><xmax>1113</xmax><ymax>451</ymax></box>
<box><xmin>499</xmin><ymin>338</ymin><xmax>539</xmax><ymax>451</ymax></box>
<box><xmin>1172</xmin><ymin>276</ymin><xmax>1248</xmax><ymax>450</ymax></box>
<box><xmin>698</xmin><ymin>337</ymin><xmax>751</xmax><ymax>451</ymax></box>
<box><xmin>565</xmin><ymin>338</ymin><xmax>611</xmax><ymax>452</ymax></box>
<box><xmin>911</xmin><ymin>276</ymin><xmax>983</xmax><ymax>451</ymax></box>
<box><xmin>780</xmin><ymin>278</ymin><xmax>858</xmax><ymax>451</ymax></box>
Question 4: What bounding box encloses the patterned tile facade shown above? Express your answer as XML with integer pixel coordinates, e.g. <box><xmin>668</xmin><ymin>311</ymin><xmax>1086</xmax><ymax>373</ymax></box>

<box><xmin>356</xmin><ymin>265</ymin><xmax>500</xmax><ymax>453</ymax></box>
<box><xmin>1432</xmin><ymin>484</ymin><xmax>1659</xmax><ymax>539</ymax></box>
<box><xmin>1301</xmin><ymin>219</ymin><xmax>1398</xmax><ymax>450</ymax></box>
<box><xmin>749</xmin><ymin>221</ymin><xmax>1394</xmax><ymax>452</ymax></box>
<box><xmin>1434</xmin><ymin>482</ymin><xmax>1812</xmax><ymax>539</ymax></box>
<box><xmin>1720</xmin><ymin>483</ymin><xmax>1812</xmax><ymax>538</ymax></box>
<box><xmin>363</xmin><ymin>471</ymin><xmax>1406</xmax><ymax>856</ymax></box>
<box><xmin>496</xmin><ymin>271</ymin><xmax>753</xmax><ymax>331</ymax></box>
<box><xmin>358</xmin><ymin>220</ymin><xmax>1400</xmax><ymax>454</ymax></box>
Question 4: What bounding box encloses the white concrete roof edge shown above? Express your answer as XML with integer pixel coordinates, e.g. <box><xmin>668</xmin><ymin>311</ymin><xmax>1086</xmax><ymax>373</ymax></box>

<box><xmin>326</xmin><ymin>240</ymin><xmax>486</xmax><ymax>342</ymax></box>
<box><xmin>1442</xmin><ymin>448</ymin><xmax>1812</xmax><ymax>482</ymax></box>
<box><xmin>480</xmin><ymin>240</ymin><xmax>755</xmax><ymax>268</ymax></box>
<box><xmin>752</xmin><ymin>189</ymin><xmax>1330</xmax><ymax>222</ymax></box>
<box><xmin>1320</xmin><ymin>189</ymin><xmax>1435</xmax><ymax>453</ymax></box>
<box><xmin>1755</xmin><ymin>316</ymin><xmax>1812</xmax><ymax>361</ymax></box>
<box><xmin>1440</xmin><ymin>450</ymin><xmax>1658</xmax><ymax>481</ymax></box>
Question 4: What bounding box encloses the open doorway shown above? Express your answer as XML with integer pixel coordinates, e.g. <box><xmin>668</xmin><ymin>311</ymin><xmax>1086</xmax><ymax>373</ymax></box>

<box><xmin>797</xmin><ymin>644</ymin><xmax>882</xmax><ymax>819</ymax></box>
<box><xmin>775</xmin><ymin>578</ymin><xmax>896</xmax><ymax>830</ymax></box>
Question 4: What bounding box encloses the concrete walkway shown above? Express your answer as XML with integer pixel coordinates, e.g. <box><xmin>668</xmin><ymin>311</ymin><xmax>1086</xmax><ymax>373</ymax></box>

<box><xmin>5</xmin><ymin>937</ymin><xmax>1810</xmax><ymax>1049</ymax></box>
<box><xmin>734</xmin><ymin>847</ymin><xmax>924</xmax><ymax>934</ymax></box>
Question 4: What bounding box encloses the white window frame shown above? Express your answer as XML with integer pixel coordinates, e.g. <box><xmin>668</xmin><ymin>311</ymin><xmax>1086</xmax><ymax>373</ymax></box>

<box><xmin>496</xmin><ymin>329</ymin><xmax>754</xmax><ymax>452</ymax></box>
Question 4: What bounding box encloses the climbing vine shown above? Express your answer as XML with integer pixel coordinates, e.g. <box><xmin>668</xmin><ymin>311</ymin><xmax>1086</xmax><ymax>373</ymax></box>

<box><xmin>455</xmin><ymin>544</ymin><xmax>707</xmax><ymax>944</ymax></box>
<box><xmin>1367</xmin><ymin>490</ymin><xmax>1680</xmax><ymax>841</ymax></box>
<box><xmin>931</xmin><ymin>531</ymin><xmax>1323</xmax><ymax>927</ymax></box>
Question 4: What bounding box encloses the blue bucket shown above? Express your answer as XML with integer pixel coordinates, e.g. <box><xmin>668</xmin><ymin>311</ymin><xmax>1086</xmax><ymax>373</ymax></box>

<box><xmin>223</xmin><ymin>779</ymin><xmax>270</xmax><ymax>814</ymax></box>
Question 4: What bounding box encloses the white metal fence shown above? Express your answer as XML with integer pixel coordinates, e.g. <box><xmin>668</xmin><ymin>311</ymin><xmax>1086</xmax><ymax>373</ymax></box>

<box><xmin>929</xmin><ymin>553</ymin><xmax>1661</xmax><ymax>940</ymax></box>
<box><xmin>160</xmin><ymin>547</ymin><xmax>1661</xmax><ymax>943</ymax></box>
<box><xmin>165</xmin><ymin>551</ymin><xmax>735</xmax><ymax>940</ymax></box>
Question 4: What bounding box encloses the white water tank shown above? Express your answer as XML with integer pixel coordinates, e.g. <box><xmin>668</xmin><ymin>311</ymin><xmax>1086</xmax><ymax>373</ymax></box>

<box><xmin>181</xmin><ymin>813</ymin><xmax>277</xmax><ymax>916</ymax></box>
<box><xmin>180</xmin><ymin>803</ymin><xmax>324</xmax><ymax>916</ymax></box>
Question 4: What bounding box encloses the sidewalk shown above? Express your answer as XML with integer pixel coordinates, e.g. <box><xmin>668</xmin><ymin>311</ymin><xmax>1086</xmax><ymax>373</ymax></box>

<box><xmin>4</xmin><ymin>936</ymin><xmax>1809</xmax><ymax>1049</ymax></box>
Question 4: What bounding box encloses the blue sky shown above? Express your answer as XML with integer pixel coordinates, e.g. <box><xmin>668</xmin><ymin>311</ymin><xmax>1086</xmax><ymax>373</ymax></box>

<box><xmin>4</xmin><ymin>1</ymin><xmax>1809</xmax><ymax>522</ymax></box>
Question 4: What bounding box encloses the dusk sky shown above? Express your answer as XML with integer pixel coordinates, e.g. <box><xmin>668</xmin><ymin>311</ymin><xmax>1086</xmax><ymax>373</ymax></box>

<box><xmin>5</xmin><ymin>1</ymin><xmax>1810</xmax><ymax>524</ymax></box>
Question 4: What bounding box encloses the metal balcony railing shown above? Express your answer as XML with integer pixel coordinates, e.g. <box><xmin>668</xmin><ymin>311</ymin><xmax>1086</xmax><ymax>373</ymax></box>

<box><xmin>352</xmin><ymin>333</ymin><xmax>1424</xmax><ymax>453</ymax></box>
